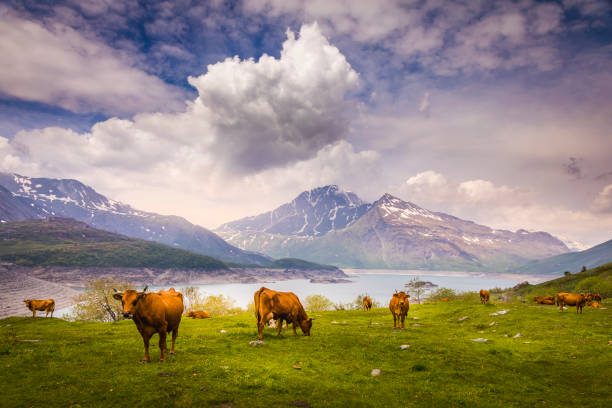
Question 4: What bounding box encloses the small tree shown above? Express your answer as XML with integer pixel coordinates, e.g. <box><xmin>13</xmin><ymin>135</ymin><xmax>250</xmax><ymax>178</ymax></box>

<box><xmin>304</xmin><ymin>294</ymin><xmax>333</xmax><ymax>311</ymax></box>
<box><xmin>405</xmin><ymin>277</ymin><xmax>437</xmax><ymax>304</ymax></box>
<box><xmin>580</xmin><ymin>266</ymin><xmax>587</xmax><ymax>273</ymax></box>
<box><xmin>428</xmin><ymin>287</ymin><xmax>457</xmax><ymax>302</ymax></box>
<box><xmin>71</xmin><ymin>277</ymin><xmax>133</xmax><ymax>322</ymax></box>
<box><xmin>180</xmin><ymin>286</ymin><xmax>206</xmax><ymax>312</ymax></box>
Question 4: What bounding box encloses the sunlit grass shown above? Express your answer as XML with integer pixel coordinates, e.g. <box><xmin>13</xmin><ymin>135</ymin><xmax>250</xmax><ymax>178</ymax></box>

<box><xmin>1</xmin><ymin>299</ymin><xmax>610</xmax><ymax>407</ymax></box>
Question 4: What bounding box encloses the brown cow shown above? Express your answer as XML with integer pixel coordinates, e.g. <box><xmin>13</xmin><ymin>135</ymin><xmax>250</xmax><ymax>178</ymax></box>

<box><xmin>185</xmin><ymin>310</ymin><xmax>210</xmax><ymax>319</ymax></box>
<box><xmin>254</xmin><ymin>287</ymin><xmax>312</xmax><ymax>340</ymax></box>
<box><xmin>534</xmin><ymin>296</ymin><xmax>556</xmax><ymax>305</ymax></box>
<box><xmin>23</xmin><ymin>299</ymin><xmax>55</xmax><ymax>318</ymax></box>
<box><xmin>589</xmin><ymin>301</ymin><xmax>601</xmax><ymax>308</ymax></box>
<box><xmin>589</xmin><ymin>293</ymin><xmax>602</xmax><ymax>303</ymax></box>
<box><xmin>441</xmin><ymin>298</ymin><xmax>450</xmax><ymax>302</ymax></box>
<box><xmin>113</xmin><ymin>286</ymin><xmax>183</xmax><ymax>362</ymax></box>
<box><xmin>556</xmin><ymin>292</ymin><xmax>570</xmax><ymax>309</ymax></box>
<box><xmin>389</xmin><ymin>291</ymin><xmax>410</xmax><ymax>329</ymax></box>
<box><xmin>479</xmin><ymin>290</ymin><xmax>490</xmax><ymax>304</ymax></box>
<box><xmin>362</xmin><ymin>296</ymin><xmax>373</xmax><ymax>311</ymax></box>
<box><xmin>557</xmin><ymin>293</ymin><xmax>587</xmax><ymax>314</ymax></box>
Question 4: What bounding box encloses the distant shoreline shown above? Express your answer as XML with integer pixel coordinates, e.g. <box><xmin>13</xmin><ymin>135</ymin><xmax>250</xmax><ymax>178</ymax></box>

<box><xmin>342</xmin><ymin>269</ymin><xmax>559</xmax><ymax>284</ymax></box>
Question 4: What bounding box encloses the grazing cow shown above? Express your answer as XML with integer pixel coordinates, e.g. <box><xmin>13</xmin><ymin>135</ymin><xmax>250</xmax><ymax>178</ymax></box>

<box><xmin>254</xmin><ymin>287</ymin><xmax>312</xmax><ymax>340</ymax></box>
<box><xmin>113</xmin><ymin>286</ymin><xmax>183</xmax><ymax>362</ymax></box>
<box><xmin>389</xmin><ymin>291</ymin><xmax>410</xmax><ymax>329</ymax></box>
<box><xmin>479</xmin><ymin>290</ymin><xmax>490</xmax><ymax>304</ymax></box>
<box><xmin>23</xmin><ymin>299</ymin><xmax>55</xmax><ymax>318</ymax></box>
<box><xmin>362</xmin><ymin>296</ymin><xmax>373</xmax><ymax>311</ymax></box>
<box><xmin>557</xmin><ymin>293</ymin><xmax>587</xmax><ymax>314</ymax></box>
<box><xmin>185</xmin><ymin>310</ymin><xmax>210</xmax><ymax>319</ymax></box>
<box><xmin>534</xmin><ymin>296</ymin><xmax>556</xmax><ymax>305</ymax></box>
<box><xmin>441</xmin><ymin>298</ymin><xmax>450</xmax><ymax>302</ymax></box>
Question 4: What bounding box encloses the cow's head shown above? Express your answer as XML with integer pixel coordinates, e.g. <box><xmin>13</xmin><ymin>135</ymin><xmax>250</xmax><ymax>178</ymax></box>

<box><xmin>24</xmin><ymin>300</ymin><xmax>31</xmax><ymax>308</ymax></box>
<box><xmin>113</xmin><ymin>286</ymin><xmax>148</xmax><ymax>318</ymax></box>
<box><xmin>397</xmin><ymin>291</ymin><xmax>410</xmax><ymax>306</ymax></box>
<box><xmin>300</xmin><ymin>318</ymin><xmax>313</xmax><ymax>336</ymax></box>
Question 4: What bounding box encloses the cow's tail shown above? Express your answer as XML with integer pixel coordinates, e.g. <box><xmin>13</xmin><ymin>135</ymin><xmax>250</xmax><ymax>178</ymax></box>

<box><xmin>254</xmin><ymin>287</ymin><xmax>265</xmax><ymax>324</ymax></box>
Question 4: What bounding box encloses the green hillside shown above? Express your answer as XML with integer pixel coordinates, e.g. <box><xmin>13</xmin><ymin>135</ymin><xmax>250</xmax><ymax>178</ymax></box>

<box><xmin>509</xmin><ymin>239</ymin><xmax>612</xmax><ymax>274</ymax></box>
<box><xmin>512</xmin><ymin>262</ymin><xmax>612</xmax><ymax>298</ymax></box>
<box><xmin>0</xmin><ymin>218</ymin><xmax>228</xmax><ymax>270</ymax></box>
<box><xmin>266</xmin><ymin>257</ymin><xmax>339</xmax><ymax>271</ymax></box>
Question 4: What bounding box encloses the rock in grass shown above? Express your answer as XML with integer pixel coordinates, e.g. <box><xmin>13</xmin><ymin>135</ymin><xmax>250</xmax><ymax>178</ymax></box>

<box><xmin>400</xmin><ymin>344</ymin><xmax>410</xmax><ymax>350</ymax></box>
<box><xmin>458</xmin><ymin>316</ymin><xmax>469</xmax><ymax>321</ymax></box>
<box><xmin>371</xmin><ymin>369</ymin><xmax>381</xmax><ymax>376</ymax></box>
<box><xmin>513</xmin><ymin>333</ymin><xmax>521</xmax><ymax>339</ymax></box>
<box><xmin>249</xmin><ymin>340</ymin><xmax>265</xmax><ymax>346</ymax></box>
<box><xmin>292</xmin><ymin>365</ymin><xmax>302</xmax><ymax>370</ymax></box>
<box><xmin>219</xmin><ymin>330</ymin><xmax>227</xmax><ymax>333</ymax></box>
<box><xmin>471</xmin><ymin>338</ymin><xmax>488</xmax><ymax>342</ymax></box>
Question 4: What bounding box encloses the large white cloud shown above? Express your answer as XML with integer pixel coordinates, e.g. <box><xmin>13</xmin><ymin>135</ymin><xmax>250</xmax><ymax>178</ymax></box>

<box><xmin>0</xmin><ymin>23</ymin><xmax>368</xmax><ymax>227</ymax></box>
<box><xmin>0</xmin><ymin>12</ymin><xmax>185</xmax><ymax>115</ymax></box>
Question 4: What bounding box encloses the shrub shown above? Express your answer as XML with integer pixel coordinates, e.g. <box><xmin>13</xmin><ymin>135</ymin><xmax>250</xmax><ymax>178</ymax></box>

<box><xmin>428</xmin><ymin>287</ymin><xmax>457</xmax><ymax>302</ymax></box>
<box><xmin>192</xmin><ymin>294</ymin><xmax>242</xmax><ymax>316</ymax></box>
<box><xmin>304</xmin><ymin>294</ymin><xmax>333</xmax><ymax>311</ymax></box>
<box><xmin>575</xmin><ymin>277</ymin><xmax>612</xmax><ymax>297</ymax></box>
<box><xmin>456</xmin><ymin>291</ymin><xmax>480</xmax><ymax>303</ymax></box>
<box><xmin>70</xmin><ymin>277</ymin><xmax>133</xmax><ymax>322</ymax></box>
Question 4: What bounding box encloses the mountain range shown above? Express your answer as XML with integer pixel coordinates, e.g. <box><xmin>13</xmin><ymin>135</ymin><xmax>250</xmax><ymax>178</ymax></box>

<box><xmin>217</xmin><ymin>186</ymin><xmax>571</xmax><ymax>271</ymax></box>
<box><xmin>0</xmin><ymin>172</ymin><xmax>269</xmax><ymax>265</ymax></box>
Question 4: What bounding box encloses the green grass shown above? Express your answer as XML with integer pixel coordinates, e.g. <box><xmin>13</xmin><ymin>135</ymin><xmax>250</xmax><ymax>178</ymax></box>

<box><xmin>0</xmin><ymin>218</ymin><xmax>228</xmax><ymax>270</ymax></box>
<box><xmin>1</xmin><ymin>300</ymin><xmax>610</xmax><ymax>407</ymax></box>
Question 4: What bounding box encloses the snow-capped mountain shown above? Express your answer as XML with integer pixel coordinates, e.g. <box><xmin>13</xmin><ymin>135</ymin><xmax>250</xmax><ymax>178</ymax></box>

<box><xmin>0</xmin><ymin>172</ymin><xmax>269</xmax><ymax>265</ymax></box>
<box><xmin>217</xmin><ymin>189</ymin><xmax>571</xmax><ymax>271</ymax></box>
<box><xmin>217</xmin><ymin>185</ymin><xmax>371</xmax><ymax>237</ymax></box>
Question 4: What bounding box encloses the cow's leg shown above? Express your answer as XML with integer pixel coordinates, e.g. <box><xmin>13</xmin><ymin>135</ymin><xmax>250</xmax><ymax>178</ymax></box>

<box><xmin>158</xmin><ymin>328</ymin><xmax>168</xmax><ymax>362</ymax></box>
<box><xmin>141</xmin><ymin>330</ymin><xmax>154</xmax><ymax>363</ymax></box>
<box><xmin>32</xmin><ymin>309</ymin><xmax>36</xmax><ymax>319</ymax></box>
<box><xmin>169</xmin><ymin>327</ymin><xmax>178</xmax><ymax>356</ymax></box>
<box><xmin>292</xmin><ymin>321</ymin><xmax>298</xmax><ymax>336</ymax></box>
<box><xmin>400</xmin><ymin>313</ymin><xmax>405</xmax><ymax>329</ymax></box>
<box><xmin>277</xmin><ymin>319</ymin><xmax>283</xmax><ymax>336</ymax></box>
<box><xmin>392</xmin><ymin>313</ymin><xmax>397</xmax><ymax>329</ymax></box>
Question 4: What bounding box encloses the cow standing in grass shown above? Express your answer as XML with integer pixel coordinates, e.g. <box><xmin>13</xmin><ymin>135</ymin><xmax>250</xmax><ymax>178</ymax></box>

<box><xmin>479</xmin><ymin>290</ymin><xmax>490</xmax><ymax>304</ymax></box>
<box><xmin>362</xmin><ymin>296</ymin><xmax>373</xmax><ymax>311</ymax></box>
<box><xmin>254</xmin><ymin>287</ymin><xmax>312</xmax><ymax>340</ymax></box>
<box><xmin>557</xmin><ymin>293</ymin><xmax>587</xmax><ymax>314</ymax></box>
<box><xmin>113</xmin><ymin>286</ymin><xmax>183</xmax><ymax>362</ymax></box>
<box><xmin>24</xmin><ymin>299</ymin><xmax>55</xmax><ymax>318</ymax></box>
<box><xmin>389</xmin><ymin>292</ymin><xmax>410</xmax><ymax>329</ymax></box>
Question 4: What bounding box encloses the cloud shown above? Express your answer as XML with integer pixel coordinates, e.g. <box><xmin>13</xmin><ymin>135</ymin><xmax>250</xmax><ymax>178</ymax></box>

<box><xmin>591</xmin><ymin>184</ymin><xmax>612</xmax><ymax>213</ymax></box>
<box><xmin>564</xmin><ymin>157</ymin><xmax>583</xmax><ymax>179</ymax></box>
<box><xmin>0</xmin><ymin>23</ymin><xmax>368</xmax><ymax>227</ymax></box>
<box><xmin>0</xmin><ymin>12</ymin><xmax>186</xmax><ymax>115</ymax></box>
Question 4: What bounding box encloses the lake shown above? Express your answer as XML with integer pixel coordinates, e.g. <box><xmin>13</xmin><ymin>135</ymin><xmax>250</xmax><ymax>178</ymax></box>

<box><xmin>55</xmin><ymin>270</ymin><xmax>556</xmax><ymax>317</ymax></box>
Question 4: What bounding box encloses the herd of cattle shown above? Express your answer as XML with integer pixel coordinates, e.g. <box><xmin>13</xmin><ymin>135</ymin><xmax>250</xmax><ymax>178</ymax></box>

<box><xmin>21</xmin><ymin>286</ymin><xmax>604</xmax><ymax>362</ymax></box>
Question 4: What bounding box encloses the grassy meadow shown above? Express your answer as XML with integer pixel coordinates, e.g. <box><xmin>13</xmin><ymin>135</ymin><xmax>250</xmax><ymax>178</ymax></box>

<box><xmin>1</xmin><ymin>299</ymin><xmax>610</xmax><ymax>407</ymax></box>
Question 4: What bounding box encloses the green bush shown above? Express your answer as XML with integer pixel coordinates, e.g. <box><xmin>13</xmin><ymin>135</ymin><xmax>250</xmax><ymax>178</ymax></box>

<box><xmin>575</xmin><ymin>277</ymin><xmax>612</xmax><ymax>297</ymax></box>
<box><xmin>304</xmin><ymin>294</ymin><xmax>333</xmax><ymax>311</ymax></box>
<box><xmin>193</xmin><ymin>294</ymin><xmax>242</xmax><ymax>316</ymax></box>
<box><xmin>428</xmin><ymin>287</ymin><xmax>457</xmax><ymax>301</ymax></box>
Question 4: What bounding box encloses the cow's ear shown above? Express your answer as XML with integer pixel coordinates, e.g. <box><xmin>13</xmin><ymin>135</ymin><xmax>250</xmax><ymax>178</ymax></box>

<box><xmin>112</xmin><ymin>293</ymin><xmax>123</xmax><ymax>300</ymax></box>
<box><xmin>406</xmin><ymin>294</ymin><xmax>411</xmax><ymax>298</ymax></box>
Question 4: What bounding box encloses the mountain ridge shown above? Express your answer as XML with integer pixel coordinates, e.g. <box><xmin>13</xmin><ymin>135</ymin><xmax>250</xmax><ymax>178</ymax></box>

<box><xmin>217</xmin><ymin>187</ymin><xmax>570</xmax><ymax>271</ymax></box>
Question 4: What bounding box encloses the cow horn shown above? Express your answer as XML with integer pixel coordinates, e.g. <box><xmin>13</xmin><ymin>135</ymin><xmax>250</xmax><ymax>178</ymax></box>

<box><xmin>142</xmin><ymin>285</ymin><xmax>148</xmax><ymax>293</ymax></box>
<box><xmin>112</xmin><ymin>288</ymin><xmax>118</xmax><ymax>292</ymax></box>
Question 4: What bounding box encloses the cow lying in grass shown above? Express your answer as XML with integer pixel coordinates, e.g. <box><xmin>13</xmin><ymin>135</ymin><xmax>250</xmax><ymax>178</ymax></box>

<box><xmin>534</xmin><ymin>296</ymin><xmax>556</xmax><ymax>305</ymax></box>
<box><xmin>113</xmin><ymin>286</ymin><xmax>183</xmax><ymax>362</ymax></box>
<box><xmin>185</xmin><ymin>310</ymin><xmax>210</xmax><ymax>319</ymax></box>
<box><xmin>23</xmin><ymin>299</ymin><xmax>55</xmax><ymax>318</ymax></box>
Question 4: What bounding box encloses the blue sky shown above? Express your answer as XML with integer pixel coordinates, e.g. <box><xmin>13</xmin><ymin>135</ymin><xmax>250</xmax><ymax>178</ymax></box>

<box><xmin>0</xmin><ymin>0</ymin><xmax>611</xmax><ymax>248</ymax></box>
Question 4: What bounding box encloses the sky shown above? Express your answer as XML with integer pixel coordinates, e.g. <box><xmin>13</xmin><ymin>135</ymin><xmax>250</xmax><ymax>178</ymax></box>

<box><xmin>0</xmin><ymin>0</ymin><xmax>611</xmax><ymax>249</ymax></box>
